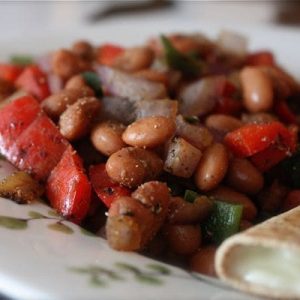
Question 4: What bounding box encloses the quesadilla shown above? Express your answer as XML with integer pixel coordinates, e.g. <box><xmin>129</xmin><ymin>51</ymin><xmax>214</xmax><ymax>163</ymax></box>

<box><xmin>216</xmin><ymin>206</ymin><xmax>300</xmax><ymax>299</ymax></box>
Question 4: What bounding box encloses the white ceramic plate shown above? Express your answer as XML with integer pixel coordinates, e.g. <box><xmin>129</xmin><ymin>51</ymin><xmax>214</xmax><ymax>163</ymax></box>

<box><xmin>0</xmin><ymin>20</ymin><xmax>299</xmax><ymax>300</ymax></box>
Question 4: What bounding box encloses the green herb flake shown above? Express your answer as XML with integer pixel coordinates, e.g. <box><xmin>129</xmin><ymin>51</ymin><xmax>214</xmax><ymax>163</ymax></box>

<box><xmin>160</xmin><ymin>35</ymin><xmax>201</xmax><ymax>77</ymax></box>
<box><xmin>184</xmin><ymin>189</ymin><xmax>199</xmax><ymax>203</ymax></box>
<box><xmin>202</xmin><ymin>200</ymin><xmax>243</xmax><ymax>244</ymax></box>
<box><xmin>81</xmin><ymin>71</ymin><xmax>103</xmax><ymax>97</ymax></box>
<box><xmin>184</xmin><ymin>116</ymin><xmax>200</xmax><ymax>124</ymax></box>
<box><xmin>10</xmin><ymin>55</ymin><xmax>33</xmax><ymax>66</ymax></box>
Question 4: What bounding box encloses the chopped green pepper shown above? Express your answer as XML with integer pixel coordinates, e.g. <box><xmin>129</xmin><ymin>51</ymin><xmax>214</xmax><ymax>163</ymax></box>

<box><xmin>10</xmin><ymin>55</ymin><xmax>33</xmax><ymax>66</ymax></box>
<box><xmin>81</xmin><ymin>71</ymin><xmax>103</xmax><ymax>97</ymax></box>
<box><xmin>184</xmin><ymin>189</ymin><xmax>199</xmax><ymax>203</ymax></box>
<box><xmin>184</xmin><ymin>115</ymin><xmax>200</xmax><ymax>124</ymax></box>
<box><xmin>160</xmin><ymin>35</ymin><xmax>202</xmax><ymax>77</ymax></box>
<box><xmin>202</xmin><ymin>200</ymin><xmax>243</xmax><ymax>244</ymax></box>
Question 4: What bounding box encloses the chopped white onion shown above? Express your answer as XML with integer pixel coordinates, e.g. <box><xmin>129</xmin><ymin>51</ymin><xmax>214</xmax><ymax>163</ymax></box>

<box><xmin>217</xmin><ymin>30</ymin><xmax>248</xmax><ymax>57</ymax></box>
<box><xmin>179</xmin><ymin>76</ymin><xmax>226</xmax><ymax>116</ymax></box>
<box><xmin>96</xmin><ymin>65</ymin><xmax>167</xmax><ymax>102</ymax></box>
<box><xmin>135</xmin><ymin>99</ymin><xmax>178</xmax><ymax>120</ymax></box>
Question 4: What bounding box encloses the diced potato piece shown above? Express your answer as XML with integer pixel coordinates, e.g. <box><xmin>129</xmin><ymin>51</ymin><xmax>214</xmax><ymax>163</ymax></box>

<box><xmin>164</xmin><ymin>137</ymin><xmax>202</xmax><ymax>178</ymax></box>
<box><xmin>0</xmin><ymin>171</ymin><xmax>44</xmax><ymax>204</ymax></box>
<box><xmin>176</xmin><ymin>115</ymin><xmax>213</xmax><ymax>151</ymax></box>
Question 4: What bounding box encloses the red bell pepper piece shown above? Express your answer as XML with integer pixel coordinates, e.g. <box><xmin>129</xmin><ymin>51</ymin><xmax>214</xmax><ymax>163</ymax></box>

<box><xmin>213</xmin><ymin>97</ymin><xmax>243</xmax><ymax>115</ymax></box>
<box><xmin>16</xmin><ymin>65</ymin><xmax>50</xmax><ymax>101</ymax></box>
<box><xmin>224</xmin><ymin>122</ymin><xmax>296</xmax><ymax>158</ymax></box>
<box><xmin>213</xmin><ymin>80</ymin><xmax>242</xmax><ymax>115</ymax></box>
<box><xmin>217</xmin><ymin>80</ymin><xmax>237</xmax><ymax>98</ymax></box>
<box><xmin>0</xmin><ymin>96</ymin><xmax>40</xmax><ymax>156</ymax></box>
<box><xmin>246</xmin><ymin>51</ymin><xmax>275</xmax><ymax>66</ymax></box>
<box><xmin>89</xmin><ymin>164</ymin><xmax>131</xmax><ymax>208</ymax></box>
<box><xmin>97</xmin><ymin>44</ymin><xmax>124</xmax><ymax>66</ymax></box>
<box><xmin>46</xmin><ymin>146</ymin><xmax>91</xmax><ymax>223</ymax></box>
<box><xmin>250</xmin><ymin>125</ymin><xmax>297</xmax><ymax>172</ymax></box>
<box><xmin>0</xmin><ymin>64</ymin><xmax>23</xmax><ymax>83</ymax></box>
<box><xmin>12</xmin><ymin>114</ymin><xmax>68</xmax><ymax>180</ymax></box>
<box><xmin>251</xmin><ymin>143</ymin><xmax>290</xmax><ymax>172</ymax></box>
<box><xmin>274</xmin><ymin>101</ymin><xmax>297</xmax><ymax>124</ymax></box>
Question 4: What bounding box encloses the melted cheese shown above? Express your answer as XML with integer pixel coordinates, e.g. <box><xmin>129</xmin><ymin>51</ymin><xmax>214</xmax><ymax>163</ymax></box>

<box><xmin>231</xmin><ymin>246</ymin><xmax>300</xmax><ymax>293</ymax></box>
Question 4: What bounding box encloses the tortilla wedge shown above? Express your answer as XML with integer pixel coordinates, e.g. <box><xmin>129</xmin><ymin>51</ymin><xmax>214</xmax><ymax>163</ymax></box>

<box><xmin>216</xmin><ymin>206</ymin><xmax>300</xmax><ymax>299</ymax></box>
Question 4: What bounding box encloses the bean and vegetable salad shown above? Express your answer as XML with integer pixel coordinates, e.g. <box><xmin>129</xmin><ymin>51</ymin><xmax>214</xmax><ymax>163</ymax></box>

<box><xmin>0</xmin><ymin>31</ymin><xmax>299</xmax><ymax>277</ymax></box>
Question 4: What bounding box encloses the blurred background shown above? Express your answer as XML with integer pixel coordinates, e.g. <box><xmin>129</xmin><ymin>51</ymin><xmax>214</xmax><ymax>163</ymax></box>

<box><xmin>0</xmin><ymin>1</ymin><xmax>299</xmax><ymax>39</ymax></box>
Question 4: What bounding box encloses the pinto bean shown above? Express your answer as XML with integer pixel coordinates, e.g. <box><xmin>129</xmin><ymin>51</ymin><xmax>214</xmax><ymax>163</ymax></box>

<box><xmin>59</xmin><ymin>97</ymin><xmax>101</xmax><ymax>141</ymax></box>
<box><xmin>258</xmin><ymin>180</ymin><xmax>288</xmax><ymax>214</ymax></box>
<box><xmin>167</xmin><ymin>196</ymin><xmax>213</xmax><ymax>224</ymax></box>
<box><xmin>122</xmin><ymin>116</ymin><xmax>175</xmax><ymax>148</ymax></box>
<box><xmin>132</xmin><ymin>181</ymin><xmax>170</xmax><ymax>236</ymax></box>
<box><xmin>282</xmin><ymin>190</ymin><xmax>300</xmax><ymax>212</ymax></box>
<box><xmin>209</xmin><ymin>186</ymin><xmax>257</xmax><ymax>221</ymax></box>
<box><xmin>107</xmin><ymin>182</ymin><xmax>170</xmax><ymax>251</ymax></box>
<box><xmin>134</xmin><ymin>69</ymin><xmax>168</xmax><ymax>85</ymax></box>
<box><xmin>107</xmin><ymin>196</ymin><xmax>149</xmax><ymax>251</ymax></box>
<box><xmin>51</xmin><ymin>49</ymin><xmax>81</xmax><ymax>79</ymax></box>
<box><xmin>113</xmin><ymin>47</ymin><xmax>154</xmax><ymax>72</ymax></box>
<box><xmin>106</xmin><ymin>214</ymin><xmax>142</xmax><ymax>251</ymax></box>
<box><xmin>189</xmin><ymin>246</ymin><xmax>217</xmax><ymax>277</ymax></box>
<box><xmin>226</xmin><ymin>158</ymin><xmax>264</xmax><ymax>194</ymax></box>
<box><xmin>106</xmin><ymin>147</ymin><xmax>163</xmax><ymax>188</ymax></box>
<box><xmin>91</xmin><ymin>121</ymin><xmax>126</xmax><ymax>156</ymax></box>
<box><xmin>42</xmin><ymin>87</ymin><xmax>94</xmax><ymax>119</ymax></box>
<box><xmin>194</xmin><ymin>143</ymin><xmax>228</xmax><ymax>191</ymax></box>
<box><xmin>72</xmin><ymin>40</ymin><xmax>94</xmax><ymax>61</ymax></box>
<box><xmin>163</xmin><ymin>224</ymin><xmax>201</xmax><ymax>255</ymax></box>
<box><xmin>65</xmin><ymin>75</ymin><xmax>88</xmax><ymax>90</ymax></box>
<box><xmin>205</xmin><ymin>114</ymin><xmax>243</xmax><ymax>134</ymax></box>
<box><xmin>240</xmin><ymin>66</ymin><xmax>274</xmax><ymax>113</ymax></box>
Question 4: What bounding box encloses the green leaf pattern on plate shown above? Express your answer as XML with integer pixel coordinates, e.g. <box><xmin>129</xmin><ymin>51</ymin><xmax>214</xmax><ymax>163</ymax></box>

<box><xmin>0</xmin><ymin>216</ymin><xmax>27</xmax><ymax>230</ymax></box>
<box><xmin>28</xmin><ymin>211</ymin><xmax>45</xmax><ymax>219</ymax></box>
<box><xmin>70</xmin><ymin>266</ymin><xmax>124</xmax><ymax>287</ymax></box>
<box><xmin>0</xmin><ymin>207</ymin><xmax>225</xmax><ymax>290</ymax></box>
<box><xmin>48</xmin><ymin>222</ymin><xmax>74</xmax><ymax>234</ymax></box>
<box><xmin>47</xmin><ymin>210</ymin><xmax>60</xmax><ymax>217</ymax></box>
<box><xmin>146</xmin><ymin>264</ymin><xmax>171</xmax><ymax>275</ymax></box>
<box><xmin>0</xmin><ymin>210</ymin><xmax>95</xmax><ymax>237</ymax></box>
<box><xmin>70</xmin><ymin>262</ymin><xmax>173</xmax><ymax>287</ymax></box>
